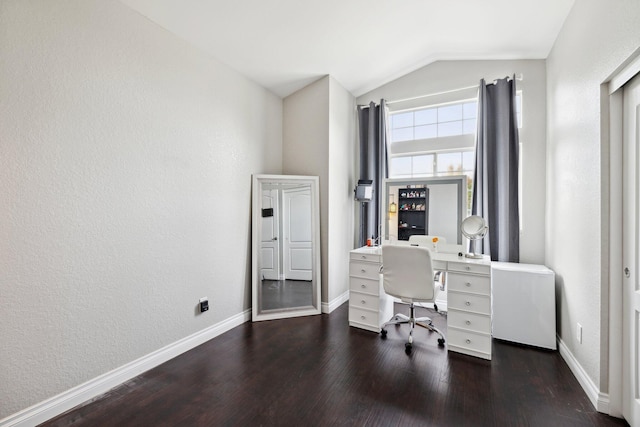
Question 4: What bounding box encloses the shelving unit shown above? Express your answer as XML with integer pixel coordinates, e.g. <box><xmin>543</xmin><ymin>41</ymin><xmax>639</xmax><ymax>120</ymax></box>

<box><xmin>397</xmin><ymin>187</ymin><xmax>429</xmax><ymax>241</ymax></box>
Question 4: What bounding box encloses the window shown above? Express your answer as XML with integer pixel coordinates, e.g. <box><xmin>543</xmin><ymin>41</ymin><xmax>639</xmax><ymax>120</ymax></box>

<box><xmin>388</xmin><ymin>94</ymin><xmax>522</xmax><ymax>214</ymax></box>
<box><xmin>390</xmin><ymin>100</ymin><xmax>478</xmax><ymax>143</ymax></box>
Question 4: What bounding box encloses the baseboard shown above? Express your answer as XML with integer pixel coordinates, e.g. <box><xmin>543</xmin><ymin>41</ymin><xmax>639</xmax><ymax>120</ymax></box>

<box><xmin>557</xmin><ymin>334</ymin><xmax>610</xmax><ymax>414</ymax></box>
<box><xmin>0</xmin><ymin>309</ymin><xmax>252</xmax><ymax>427</ymax></box>
<box><xmin>322</xmin><ymin>291</ymin><xmax>349</xmax><ymax>314</ymax></box>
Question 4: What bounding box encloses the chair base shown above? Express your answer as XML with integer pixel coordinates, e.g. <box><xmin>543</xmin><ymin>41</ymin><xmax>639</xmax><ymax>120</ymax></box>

<box><xmin>380</xmin><ymin>303</ymin><xmax>445</xmax><ymax>353</ymax></box>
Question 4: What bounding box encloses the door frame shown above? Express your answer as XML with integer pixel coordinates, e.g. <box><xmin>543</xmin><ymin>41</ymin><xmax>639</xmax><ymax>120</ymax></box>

<box><xmin>604</xmin><ymin>50</ymin><xmax>640</xmax><ymax>418</ymax></box>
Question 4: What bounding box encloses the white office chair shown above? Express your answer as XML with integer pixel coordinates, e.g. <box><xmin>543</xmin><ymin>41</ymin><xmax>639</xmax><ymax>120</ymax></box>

<box><xmin>380</xmin><ymin>245</ymin><xmax>446</xmax><ymax>354</ymax></box>
<box><xmin>408</xmin><ymin>235</ymin><xmax>447</xmax><ymax>293</ymax></box>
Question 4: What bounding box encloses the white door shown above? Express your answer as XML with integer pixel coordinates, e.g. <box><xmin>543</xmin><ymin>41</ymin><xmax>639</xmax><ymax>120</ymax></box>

<box><xmin>282</xmin><ymin>186</ymin><xmax>313</xmax><ymax>281</ymax></box>
<box><xmin>260</xmin><ymin>189</ymin><xmax>280</xmax><ymax>280</ymax></box>
<box><xmin>623</xmin><ymin>72</ymin><xmax>640</xmax><ymax>425</ymax></box>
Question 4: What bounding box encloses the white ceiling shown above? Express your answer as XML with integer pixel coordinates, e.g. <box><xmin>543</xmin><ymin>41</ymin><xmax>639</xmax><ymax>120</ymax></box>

<box><xmin>120</xmin><ymin>0</ymin><xmax>575</xmax><ymax>98</ymax></box>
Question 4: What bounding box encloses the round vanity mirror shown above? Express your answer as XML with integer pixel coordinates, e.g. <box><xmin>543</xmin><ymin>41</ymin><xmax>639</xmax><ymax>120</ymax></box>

<box><xmin>461</xmin><ymin>215</ymin><xmax>488</xmax><ymax>258</ymax></box>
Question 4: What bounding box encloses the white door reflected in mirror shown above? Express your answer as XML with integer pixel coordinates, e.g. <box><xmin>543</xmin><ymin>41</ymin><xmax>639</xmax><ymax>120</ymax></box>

<box><xmin>252</xmin><ymin>175</ymin><xmax>321</xmax><ymax>322</ymax></box>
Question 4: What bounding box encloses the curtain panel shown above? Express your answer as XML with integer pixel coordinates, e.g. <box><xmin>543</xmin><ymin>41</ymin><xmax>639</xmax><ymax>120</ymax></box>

<box><xmin>472</xmin><ymin>77</ymin><xmax>520</xmax><ymax>262</ymax></box>
<box><xmin>357</xmin><ymin>100</ymin><xmax>389</xmax><ymax>247</ymax></box>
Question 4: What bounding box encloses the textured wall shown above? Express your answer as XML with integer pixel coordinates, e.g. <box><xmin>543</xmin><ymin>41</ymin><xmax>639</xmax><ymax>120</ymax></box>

<box><xmin>327</xmin><ymin>78</ymin><xmax>356</xmax><ymax>304</ymax></box>
<box><xmin>282</xmin><ymin>77</ymin><xmax>357</xmax><ymax>307</ymax></box>
<box><xmin>546</xmin><ymin>0</ymin><xmax>640</xmax><ymax>391</ymax></box>
<box><xmin>0</xmin><ymin>0</ymin><xmax>282</xmax><ymax>418</ymax></box>
<box><xmin>283</xmin><ymin>77</ymin><xmax>331</xmax><ymax>302</ymax></box>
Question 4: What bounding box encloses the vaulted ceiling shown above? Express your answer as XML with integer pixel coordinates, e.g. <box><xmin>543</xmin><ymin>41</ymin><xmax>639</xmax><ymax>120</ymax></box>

<box><xmin>120</xmin><ymin>0</ymin><xmax>575</xmax><ymax>98</ymax></box>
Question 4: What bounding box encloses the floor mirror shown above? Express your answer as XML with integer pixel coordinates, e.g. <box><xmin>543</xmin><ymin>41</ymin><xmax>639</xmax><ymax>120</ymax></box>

<box><xmin>251</xmin><ymin>174</ymin><xmax>321</xmax><ymax>321</ymax></box>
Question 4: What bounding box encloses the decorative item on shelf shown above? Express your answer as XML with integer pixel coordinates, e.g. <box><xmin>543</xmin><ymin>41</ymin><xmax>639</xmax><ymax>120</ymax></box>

<box><xmin>389</xmin><ymin>194</ymin><xmax>397</xmax><ymax>213</ymax></box>
<box><xmin>432</xmin><ymin>236</ymin><xmax>439</xmax><ymax>252</ymax></box>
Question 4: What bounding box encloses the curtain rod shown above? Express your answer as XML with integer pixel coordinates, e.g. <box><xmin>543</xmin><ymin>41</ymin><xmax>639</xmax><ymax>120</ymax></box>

<box><xmin>385</xmin><ymin>73</ymin><xmax>523</xmax><ymax>106</ymax></box>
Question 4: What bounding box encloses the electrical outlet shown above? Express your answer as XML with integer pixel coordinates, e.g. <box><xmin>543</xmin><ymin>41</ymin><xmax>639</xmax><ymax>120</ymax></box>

<box><xmin>577</xmin><ymin>323</ymin><xmax>582</xmax><ymax>344</ymax></box>
<box><xmin>199</xmin><ymin>297</ymin><xmax>209</xmax><ymax>313</ymax></box>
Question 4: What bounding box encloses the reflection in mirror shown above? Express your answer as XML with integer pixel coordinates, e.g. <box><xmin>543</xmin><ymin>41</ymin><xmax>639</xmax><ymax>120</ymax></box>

<box><xmin>252</xmin><ymin>175</ymin><xmax>321</xmax><ymax>321</ymax></box>
<box><xmin>382</xmin><ymin>176</ymin><xmax>467</xmax><ymax>245</ymax></box>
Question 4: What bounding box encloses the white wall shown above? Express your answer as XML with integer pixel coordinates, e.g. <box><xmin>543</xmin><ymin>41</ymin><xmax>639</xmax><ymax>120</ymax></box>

<box><xmin>283</xmin><ymin>76</ymin><xmax>356</xmax><ymax>307</ymax></box>
<box><xmin>283</xmin><ymin>77</ymin><xmax>331</xmax><ymax>302</ymax></box>
<box><xmin>328</xmin><ymin>78</ymin><xmax>357</xmax><ymax>304</ymax></box>
<box><xmin>357</xmin><ymin>60</ymin><xmax>547</xmax><ymax>264</ymax></box>
<box><xmin>0</xmin><ymin>0</ymin><xmax>282</xmax><ymax>419</ymax></box>
<box><xmin>546</xmin><ymin>0</ymin><xmax>640</xmax><ymax>396</ymax></box>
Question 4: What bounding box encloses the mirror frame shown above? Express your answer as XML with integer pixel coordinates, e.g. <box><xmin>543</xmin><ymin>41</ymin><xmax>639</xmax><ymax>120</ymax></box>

<box><xmin>382</xmin><ymin>175</ymin><xmax>468</xmax><ymax>244</ymax></box>
<box><xmin>251</xmin><ymin>174</ymin><xmax>321</xmax><ymax>321</ymax></box>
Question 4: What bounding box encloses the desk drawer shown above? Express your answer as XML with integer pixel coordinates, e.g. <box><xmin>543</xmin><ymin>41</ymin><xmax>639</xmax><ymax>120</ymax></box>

<box><xmin>349</xmin><ymin>277</ymin><xmax>380</xmax><ymax>295</ymax></box>
<box><xmin>349</xmin><ymin>306</ymin><xmax>380</xmax><ymax>329</ymax></box>
<box><xmin>448</xmin><ymin>309</ymin><xmax>491</xmax><ymax>334</ymax></box>
<box><xmin>349</xmin><ymin>291</ymin><xmax>379</xmax><ymax>312</ymax></box>
<box><xmin>349</xmin><ymin>261</ymin><xmax>381</xmax><ymax>280</ymax></box>
<box><xmin>448</xmin><ymin>291</ymin><xmax>491</xmax><ymax>315</ymax></box>
<box><xmin>448</xmin><ymin>327</ymin><xmax>491</xmax><ymax>355</ymax></box>
<box><xmin>350</xmin><ymin>252</ymin><xmax>381</xmax><ymax>263</ymax></box>
<box><xmin>447</xmin><ymin>273</ymin><xmax>491</xmax><ymax>295</ymax></box>
<box><xmin>448</xmin><ymin>262</ymin><xmax>490</xmax><ymax>275</ymax></box>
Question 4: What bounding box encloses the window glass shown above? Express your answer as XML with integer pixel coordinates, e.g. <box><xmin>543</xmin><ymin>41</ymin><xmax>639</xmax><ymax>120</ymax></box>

<box><xmin>463</xmin><ymin>102</ymin><xmax>477</xmax><ymax>119</ymax></box>
<box><xmin>462</xmin><ymin>150</ymin><xmax>475</xmax><ymax>171</ymax></box>
<box><xmin>392</xmin><ymin>112</ymin><xmax>413</xmax><ymax>129</ymax></box>
<box><xmin>462</xmin><ymin>118</ymin><xmax>476</xmax><ymax>135</ymax></box>
<box><xmin>392</xmin><ymin>127</ymin><xmax>413</xmax><ymax>142</ymax></box>
<box><xmin>390</xmin><ymin>156</ymin><xmax>412</xmax><ymax>176</ymax></box>
<box><xmin>438</xmin><ymin>121</ymin><xmax>463</xmax><ymax>137</ymax></box>
<box><xmin>437</xmin><ymin>152</ymin><xmax>462</xmax><ymax>174</ymax></box>
<box><xmin>414</xmin><ymin>124</ymin><xmax>437</xmax><ymax>139</ymax></box>
<box><xmin>412</xmin><ymin>155</ymin><xmax>433</xmax><ymax>175</ymax></box>
<box><xmin>414</xmin><ymin>108</ymin><xmax>437</xmax><ymax>126</ymax></box>
<box><xmin>438</xmin><ymin>104</ymin><xmax>463</xmax><ymax>123</ymax></box>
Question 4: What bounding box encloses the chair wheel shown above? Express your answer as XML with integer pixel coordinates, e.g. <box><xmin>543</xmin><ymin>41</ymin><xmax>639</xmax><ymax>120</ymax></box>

<box><xmin>434</xmin><ymin>303</ymin><xmax>438</xmax><ymax>312</ymax></box>
<box><xmin>405</xmin><ymin>343</ymin><xmax>412</xmax><ymax>354</ymax></box>
<box><xmin>438</xmin><ymin>338</ymin><xmax>445</xmax><ymax>346</ymax></box>
<box><xmin>380</xmin><ymin>329</ymin><xmax>387</xmax><ymax>338</ymax></box>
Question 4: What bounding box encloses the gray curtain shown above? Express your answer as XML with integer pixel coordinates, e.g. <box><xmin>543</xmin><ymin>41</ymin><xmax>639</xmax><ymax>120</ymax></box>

<box><xmin>472</xmin><ymin>77</ymin><xmax>520</xmax><ymax>262</ymax></box>
<box><xmin>357</xmin><ymin>100</ymin><xmax>389</xmax><ymax>247</ymax></box>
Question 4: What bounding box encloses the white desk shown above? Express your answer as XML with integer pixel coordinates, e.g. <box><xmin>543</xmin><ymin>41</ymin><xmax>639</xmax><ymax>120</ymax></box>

<box><xmin>348</xmin><ymin>245</ymin><xmax>492</xmax><ymax>360</ymax></box>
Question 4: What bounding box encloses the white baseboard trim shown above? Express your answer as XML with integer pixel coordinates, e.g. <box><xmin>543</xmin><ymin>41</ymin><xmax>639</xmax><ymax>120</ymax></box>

<box><xmin>322</xmin><ymin>291</ymin><xmax>349</xmax><ymax>313</ymax></box>
<box><xmin>1</xmin><ymin>309</ymin><xmax>252</xmax><ymax>427</ymax></box>
<box><xmin>557</xmin><ymin>335</ymin><xmax>610</xmax><ymax>414</ymax></box>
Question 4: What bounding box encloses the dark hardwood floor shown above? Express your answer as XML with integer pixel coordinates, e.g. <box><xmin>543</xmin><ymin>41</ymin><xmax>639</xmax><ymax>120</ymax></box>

<box><xmin>42</xmin><ymin>303</ymin><xmax>628</xmax><ymax>427</ymax></box>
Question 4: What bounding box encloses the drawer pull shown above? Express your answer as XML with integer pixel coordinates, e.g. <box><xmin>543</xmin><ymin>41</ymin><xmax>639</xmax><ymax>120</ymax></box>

<box><xmin>466</xmin><ymin>266</ymin><xmax>471</xmax><ymax>271</ymax></box>
<box><xmin>361</xmin><ymin>300</ymin><xmax>366</xmax><ymax>305</ymax></box>
<box><xmin>361</xmin><ymin>284</ymin><xmax>366</xmax><ymax>288</ymax></box>
<box><xmin>466</xmin><ymin>339</ymin><xmax>471</xmax><ymax>344</ymax></box>
<box><xmin>465</xmin><ymin>301</ymin><xmax>471</xmax><ymax>306</ymax></box>
<box><xmin>465</xmin><ymin>320</ymin><xmax>471</xmax><ymax>325</ymax></box>
<box><xmin>361</xmin><ymin>269</ymin><xmax>366</xmax><ymax>273</ymax></box>
<box><xmin>361</xmin><ymin>315</ymin><xmax>366</xmax><ymax>320</ymax></box>
<box><xmin>465</xmin><ymin>282</ymin><xmax>471</xmax><ymax>287</ymax></box>
<box><xmin>361</xmin><ymin>255</ymin><xmax>366</xmax><ymax>259</ymax></box>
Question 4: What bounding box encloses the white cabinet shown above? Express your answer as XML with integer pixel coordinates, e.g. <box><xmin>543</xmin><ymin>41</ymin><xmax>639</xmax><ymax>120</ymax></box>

<box><xmin>348</xmin><ymin>250</ymin><xmax>393</xmax><ymax>333</ymax></box>
<box><xmin>446</xmin><ymin>262</ymin><xmax>492</xmax><ymax>360</ymax></box>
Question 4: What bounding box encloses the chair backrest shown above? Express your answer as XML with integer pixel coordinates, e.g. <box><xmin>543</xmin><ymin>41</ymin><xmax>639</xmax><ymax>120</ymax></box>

<box><xmin>408</xmin><ymin>235</ymin><xmax>447</xmax><ymax>246</ymax></box>
<box><xmin>382</xmin><ymin>245</ymin><xmax>436</xmax><ymax>303</ymax></box>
